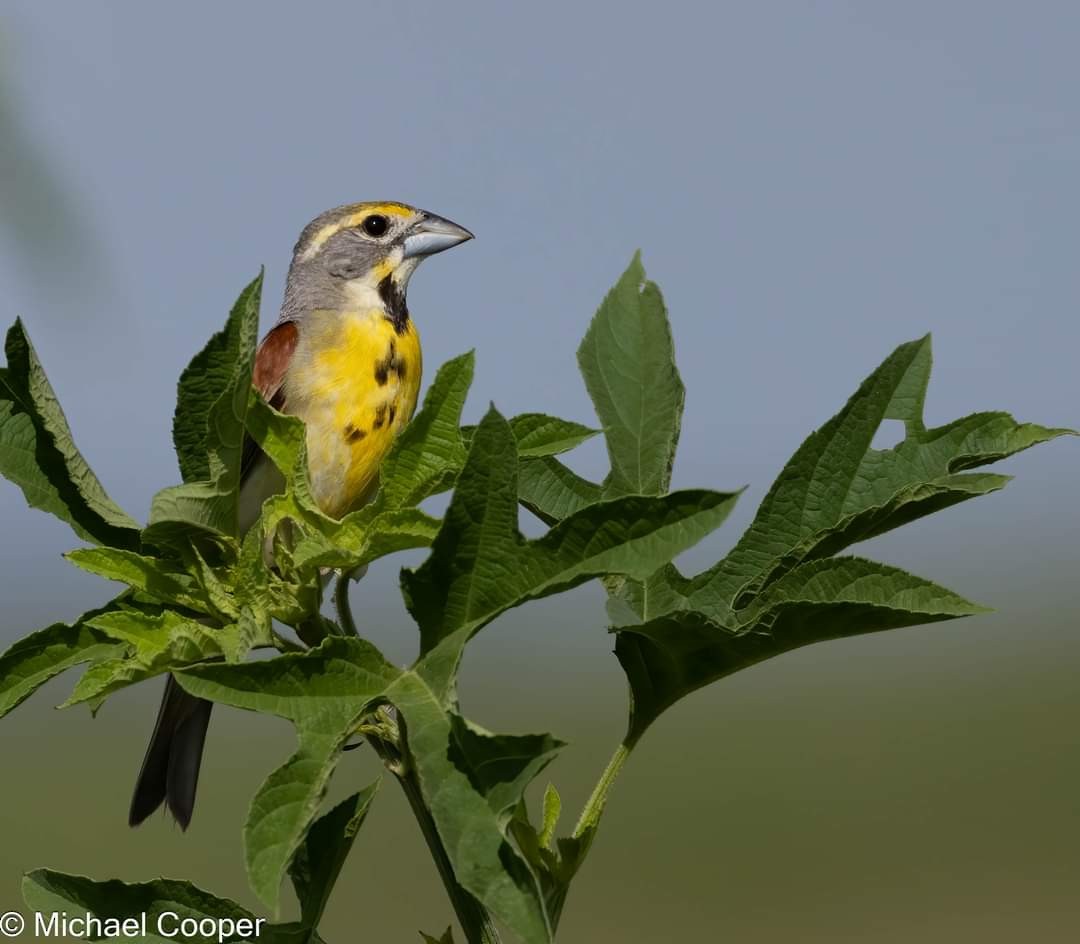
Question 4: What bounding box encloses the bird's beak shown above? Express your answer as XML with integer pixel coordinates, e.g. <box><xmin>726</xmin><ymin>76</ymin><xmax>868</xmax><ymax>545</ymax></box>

<box><xmin>402</xmin><ymin>211</ymin><xmax>474</xmax><ymax>259</ymax></box>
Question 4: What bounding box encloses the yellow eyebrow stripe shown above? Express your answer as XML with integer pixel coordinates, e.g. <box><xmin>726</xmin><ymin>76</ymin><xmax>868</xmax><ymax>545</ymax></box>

<box><xmin>299</xmin><ymin>203</ymin><xmax>414</xmax><ymax>262</ymax></box>
<box><xmin>353</xmin><ymin>203</ymin><xmax>413</xmax><ymax>220</ymax></box>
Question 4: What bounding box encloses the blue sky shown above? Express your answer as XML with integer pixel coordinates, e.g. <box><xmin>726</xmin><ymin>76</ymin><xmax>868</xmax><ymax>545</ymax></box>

<box><xmin>1</xmin><ymin>0</ymin><xmax>1077</xmax><ymax>642</ymax></box>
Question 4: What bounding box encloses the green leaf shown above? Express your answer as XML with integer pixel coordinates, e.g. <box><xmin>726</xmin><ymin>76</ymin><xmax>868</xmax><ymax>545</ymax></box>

<box><xmin>616</xmin><ymin>557</ymin><xmax>990</xmax><ymax>743</ymax></box>
<box><xmin>604</xmin><ymin>335</ymin><xmax>1072</xmax><ymax>741</ymax></box>
<box><xmin>178</xmin><ymin>639</ymin><xmax>560</xmax><ymax>944</ymax></box>
<box><xmin>577</xmin><ymin>253</ymin><xmax>684</xmax><ymax>498</ymax></box>
<box><xmin>508</xmin><ymin>789</ymin><xmax>587</xmax><ymax>934</ymax></box>
<box><xmin>463</xmin><ymin>413</ymin><xmax>599</xmax><ymax>459</ymax></box>
<box><xmin>680</xmin><ymin>335</ymin><xmax>1075</xmax><ymax>622</ymax></box>
<box><xmin>62</xmin><ymin>609</ymin><xmax>229</xmax><ymax>707</ymax></box>
<box><xmin>290</xmin><ymin>507</ymin><xmax>440</xmax><ymax>572</ymax></box>
<box><xmin>0</xmin><ymin>319</ymin><xmax>140</xmax><ymax>547</ymax></box>
<box><xmin>22</xmin><ymin>870</ymin><xmax>302</xmax><ymax>944</ymax></box>
<box><xmin>228</xmin><ymin>522</ymin><xmax>322</xmax><ymax>631</ymax></box>
<box><xmin>0</xmin><ymin>615</ymin><xmax>123</xmax><ymax>718</ymax></box>
<box><xmin>386</xmin><ymin>672</ymin><xmax>555</xmax><ymax>943</ymax></box>
<box><xmin>420</xmin><ymin>928</ymin><xmax>456</xmax><ymax>944</ymax></box>
<box><xmin>448</xmin><ymin>717</ymin><xmax>563</xmax><ymax>827</ymax></box>
<box><xmin>517</xmin><ymin>456</ymin><xmax>603</xmax><ymax>526</ymax></box>
<box><xmin>173</xmin><ymin>273</ymin><xmax>264</xmax><ymax>484</ymax></box>
<box><xmin>244</xmin><ymin>388</ymin><xmax>307</xmax><ymax>479</ymax></box>
<box><xmin>403</xmin><ymin>408</ymin><xmax>740</xmax><ymax>691</ymax></box>
<box><xmin>177</xmin><ymin>639</ymin><xmax>400</xmax><ymax>914</ymax></box>
<box><xmin>145</xmin><ymin>275</ymin><xmax>263</xmax><ymax>546</ymax></box>
<box><xmin>376</xmin><ymin>351</ymin><xmax>474</xmax><ymax>510</ymax></box>
<box><xmin>65</xmin><ymin>547</ymin><xmax>211</xmax><ymax>614</ymax></box>
<box><xmin>742</xmin><ymin>555</ymin><xmax>992</xmax><ymax>624</ymax></box>
<box><xmin>289</xmin><ymin>782</ymin><xmax>379</xmax><ymax>931</ymax></box>
<box><xmin>539</xmin><ymin>783</ymin><xmax>561</xmax><ymax>850</ymax></box>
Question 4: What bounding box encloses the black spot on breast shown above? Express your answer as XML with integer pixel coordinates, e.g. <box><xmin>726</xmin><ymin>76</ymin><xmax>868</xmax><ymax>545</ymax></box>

<box><xmin>374</xmin><ymin>339</ymin><xmax>396</xmax><ymax>386</ymax></box>
<box><xmin>344</xmin><ymin>423</ymin><xmax>367</xmax><ymax>443</ymax></box>
<box><xmin>378</xmin><ymin>274</ymin><xmax>410</xmax><ymax>334</ymax></box>
<box><xmin>373</xmin><ymin>404</ymin><xmax>388</xmax><ymax>429</ymax></box>
<box><xmin>375</xmin><ymin>338</ymin><xmax>409</xmax><ymax>388</ymax></box>
<box><xmin>388</xmin><ymin>404</ymin><xmax>397</xmax><ymax>425</ymax></box>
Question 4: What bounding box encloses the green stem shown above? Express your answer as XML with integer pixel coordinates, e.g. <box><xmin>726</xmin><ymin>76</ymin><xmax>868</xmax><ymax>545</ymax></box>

<box><xmin>365</xmin><ymin>718</ymin><xmax>501</xmax><ymax>944</ymax></box>
<box><xmin>572</xmin><ymin>742</ymin><xmax>630</xmax><ymax>839</ymax></box>
<box><xmin>395</xmin><ymin>767</ymin><xmax>503</xmax><ymax>944</ymax></box>
<box><xmin>334</xmin><ymin>571</ymin><xmax>359</xmax><ymax>637</ymax></box>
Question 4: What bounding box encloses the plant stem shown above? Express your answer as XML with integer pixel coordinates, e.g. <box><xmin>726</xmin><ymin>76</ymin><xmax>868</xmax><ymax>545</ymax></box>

<box><xmin>572</xmin><ymin>742</ymin><xmax>630</xmax><ymax>839</ymax></box>
<box><xmin>395</xmin><ymin>766</ymin><xmax>503</xmax><ymax>944</ymax></box>
<box><xmin>334</xmin><ymin>570</ymin><xmax>359</xmax><ymax>637</ymax></box>
<box><xmin>365</xmin><ymin>718</ymin><xmax>501</xmax><ymax>944</ymax></box>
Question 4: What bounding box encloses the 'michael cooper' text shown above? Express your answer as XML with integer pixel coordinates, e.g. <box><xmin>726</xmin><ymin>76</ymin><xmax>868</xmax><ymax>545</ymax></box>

<box><xmin>35</xmin><ymin>910</ymin><xmax>266</xmax><ymax>941</ymax></box>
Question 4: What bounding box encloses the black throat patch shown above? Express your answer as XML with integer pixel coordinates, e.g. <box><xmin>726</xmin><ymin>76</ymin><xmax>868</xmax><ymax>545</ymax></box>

<box><xmin>378</xmin><ymin>275</ymin><xmax>410</xmax><ymax>335</ymax></box>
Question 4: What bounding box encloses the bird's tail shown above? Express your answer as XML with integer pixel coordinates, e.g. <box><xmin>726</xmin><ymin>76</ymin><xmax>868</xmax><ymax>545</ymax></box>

<box><xmin>129</xmin><ymin>674</ymin><xmax>213</xmax><ymax>830</ymax></box>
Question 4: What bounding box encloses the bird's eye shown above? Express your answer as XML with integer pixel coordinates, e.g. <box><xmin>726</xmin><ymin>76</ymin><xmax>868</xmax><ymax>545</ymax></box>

<box><xmin>362</xmin><ymin>215</ymin><xmax>389</xmax><ymax>238</ymax></box>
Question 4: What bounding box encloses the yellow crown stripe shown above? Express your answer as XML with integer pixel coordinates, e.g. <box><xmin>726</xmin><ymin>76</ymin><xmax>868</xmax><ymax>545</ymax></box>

<box><xmin>353</xmin><ymin>203</ymin><xmax>414</xmax><ymax>219</ymax></box>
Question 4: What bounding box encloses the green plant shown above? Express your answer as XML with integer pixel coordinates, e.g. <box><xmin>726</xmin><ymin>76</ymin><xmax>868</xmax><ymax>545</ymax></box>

<box><xmin>1</xmin><ymin>256</ymin><xmax>1072</xmax><ymax>943</ymax></box>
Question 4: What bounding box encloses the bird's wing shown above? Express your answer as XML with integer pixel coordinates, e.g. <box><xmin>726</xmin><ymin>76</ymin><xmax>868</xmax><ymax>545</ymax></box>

<box><xmin>241</xmin><ymin>319</ymin><xmax>299</xmax><ymax>482</ymax></box>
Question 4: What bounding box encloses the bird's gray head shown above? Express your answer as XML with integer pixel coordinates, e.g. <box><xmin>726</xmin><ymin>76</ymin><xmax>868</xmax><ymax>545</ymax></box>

<box><xmin>280</xmin><ymin>201</ymin><xmax>473</xmax><ymax>327</ymax></box>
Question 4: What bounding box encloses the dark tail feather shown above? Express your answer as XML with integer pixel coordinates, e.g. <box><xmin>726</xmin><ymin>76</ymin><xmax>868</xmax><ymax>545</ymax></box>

<box><xmin>129</xmin><ymin>674</ymin><xmax>213</xmax><ymax>830</ymax></box>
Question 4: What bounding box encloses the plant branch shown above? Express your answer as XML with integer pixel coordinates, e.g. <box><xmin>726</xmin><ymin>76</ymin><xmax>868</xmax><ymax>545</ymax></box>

<box><xmin>396</xmin><ymin>764</ymin><xmax>503</xmax><ymax>944</ymax></box>
<box><xmin>366</xmin><ymin>716</ymin><xmax>502</xmax><ymax>944</ymax></box>
<box><xmin>333</xmin><ymin>572</ymin><xmax>358</xmax><ymax>637</ymax></box>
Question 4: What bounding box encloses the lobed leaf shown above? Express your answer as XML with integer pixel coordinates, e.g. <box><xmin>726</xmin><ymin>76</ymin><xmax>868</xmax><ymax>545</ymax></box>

<box><xmin>65</xmin><ymin>547</ymin><xmax>211</xmax><ymax>614</ymax></box>
<box><xmin>0</xmin><ymin>319</ymin><xmax>140</xmax><ymax>547</ymax></box>
<box><xmin>599</xmin><ymin>333</ymin><xmax>1073</xmax><ymax>742</ymax></box>
<box><xmin>0</xmin><ymin>614</ymin><xmax>124</xmax><ymax>719</ymax></box>
<box><xmin>177</xmin><ymin>639</ymin><xmax>400</xmax><ymax>915</ymax></box>
<box><xmin>179</xmin><ymin>638</ymin><xmax>561</xmax><ymax>944</ymax></box>
<box><xmin>677</xmin><ymin>335</ymin><xmax>1075</xmax><ymax>622</ymax></box>
<box><xmin>616</xmin><ymin>557</ymin><xmax>992</xmax><ymax>743</ymax></box>
<box><xmin>61</xmin><ymin>609</ymin><xmax>232</xmax><ymax>708</ymax></box>
<box><xmin>403</xmin><ymin>408</ymin><xmax>739</xmax><ymax>697</ymax></box>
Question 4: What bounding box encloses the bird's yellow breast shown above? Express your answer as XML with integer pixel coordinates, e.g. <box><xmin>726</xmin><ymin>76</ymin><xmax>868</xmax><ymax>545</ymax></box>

<box><xmin>284</xmin><ymin>308</ymin><xmax>421</xmax><ymax>518</ymax></box>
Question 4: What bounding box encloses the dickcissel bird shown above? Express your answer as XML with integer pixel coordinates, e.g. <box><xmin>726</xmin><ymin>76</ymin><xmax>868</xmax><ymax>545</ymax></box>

<box><xmin>129</xmin><ymin>202</ymin><xmax>473</xmax><ymax>829</ymax></box>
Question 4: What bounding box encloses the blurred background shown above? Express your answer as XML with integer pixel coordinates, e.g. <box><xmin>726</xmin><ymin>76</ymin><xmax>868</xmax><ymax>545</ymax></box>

<box><xmin>1</xmin><ymin>2</ymin><xmax>1078</xmax><ymax>941</ymax></box>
